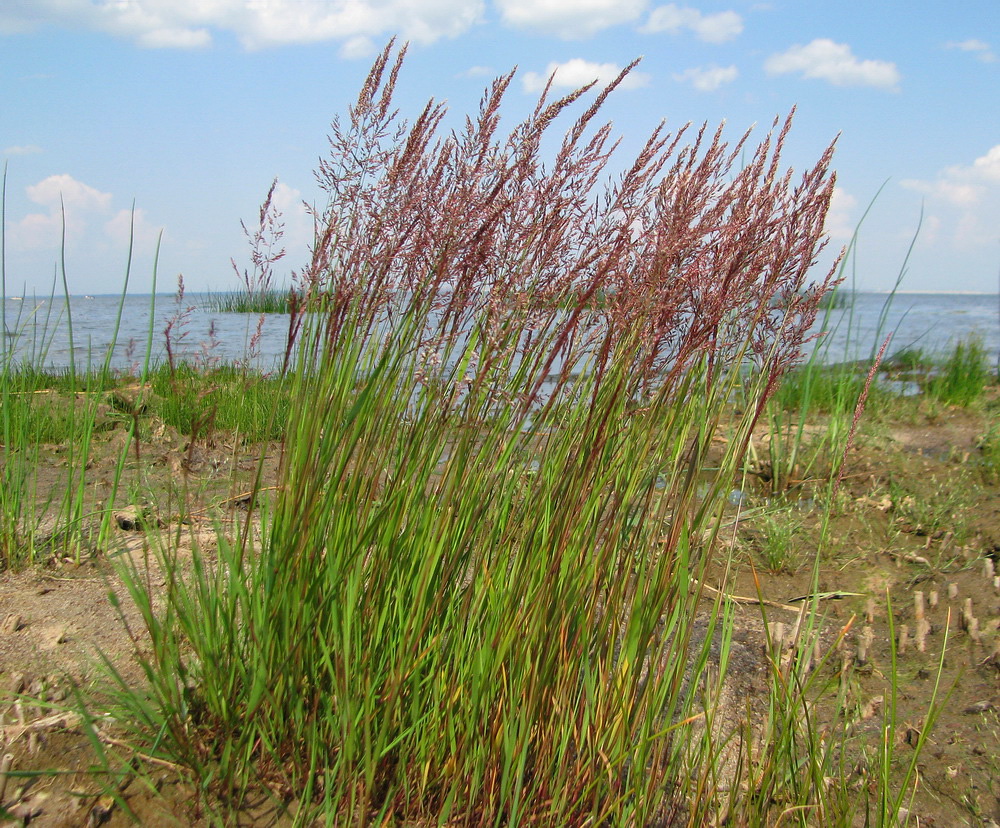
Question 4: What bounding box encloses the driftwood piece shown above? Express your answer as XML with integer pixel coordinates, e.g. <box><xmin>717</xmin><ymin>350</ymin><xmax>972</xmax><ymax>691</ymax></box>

<box><xmin>1</xmin><ymin>711</ymin><xmax>83</xmax><ymax>746</ymax></box>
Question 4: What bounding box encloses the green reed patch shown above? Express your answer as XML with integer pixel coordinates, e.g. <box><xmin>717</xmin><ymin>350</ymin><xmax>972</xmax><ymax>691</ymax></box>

<box><xmin>148</xmin><ymin>362</ymin><xmax>291</xmax><ymax>442</ymax></box>
<box><xmin>924</xmin><ymin>336</ymin><xmax>991</xmax><ymax>406</ymax></box>
<box><xmin>202</xmin><ymin>290</ymin><xmax>294</xmax><ymax>314</ymax></box>
<box><xmin>0</xmin><ymin>392</ymin><xmax>81</xmax><ymax>445</ymax></box>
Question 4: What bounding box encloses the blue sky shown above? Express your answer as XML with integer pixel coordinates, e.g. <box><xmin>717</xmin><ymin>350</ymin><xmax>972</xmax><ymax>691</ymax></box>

<box><xmin>1</xmin><ymin>0</ymin><xmax>998</xmax><ymax>295</ymax></box>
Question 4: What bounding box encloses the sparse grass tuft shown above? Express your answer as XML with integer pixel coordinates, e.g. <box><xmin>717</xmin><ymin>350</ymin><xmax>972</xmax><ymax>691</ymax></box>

<box><xmin>888</xmin><ymin>476</ymin><xmax>972</xmax><ymax>545</ymax></box>
<box><xmin>754</xmin><ymin>506</ymin><xmax>802</xmax><ymax>573</ymax></box>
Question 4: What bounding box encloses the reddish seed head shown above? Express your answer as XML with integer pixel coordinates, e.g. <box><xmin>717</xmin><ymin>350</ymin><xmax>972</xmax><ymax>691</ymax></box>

<box><xmin>266</xmin><ymin>43</ymin><xmax>839</xmax><ymax>412</ymax></box>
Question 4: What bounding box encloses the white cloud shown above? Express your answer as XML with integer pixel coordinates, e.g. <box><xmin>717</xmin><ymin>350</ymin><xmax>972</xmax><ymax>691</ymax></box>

<box><xmin>824</xmin><ymin>186</ymin><xmax>857</xmax><ymax>240</ymax></box>
<box><xmin>641</xmin><ymin>4</ymin><xmax>743</xmax><ymax>43</ymax></box>
<box><xmin>0</xmin><ymin>0</ymin><xmax>484</xmax><ymax>50</ymax></box>
<box><xmin>13</xmin><ymin>212</ymin><xmax>65</xmax><ymax>252</ymax></box>
<box><xmin>522</xmin><ymin>58</ymin><xmax>650</xmax><ymax>93</ymax></box>
<box><xmin>764</xmin><ymin>39</ymin><xmax>900</xmax><ymax>90</ymax></box>
<box><xmin>672</xmin><ymin>64</ymin><xmax>737</xmax><ymax>91</ymax></box>
<box><xmin>945</xmin><ymin>39</ymin><xmax>997</xmax><ymax>63</ymax></box>
<box><xmin>105</xmin><ymin>207</ymin><xmax>162</xmax><ymax>248</ymax></box>
<box><xmin>496</xmin><ymin>0</ymin><xmax>647</xmax><ymax>39</ymax></box>
<box><xmin>134</xmin><ymin>26</ymin><xmax>212</xmax><ymax>49</ymax></box>
<box><xmin>972</xmin><ymin>145</ymin><xmax>1000</xmax><ymax>182</ymax></box>
<box><xmin>3</xmin><ymin>144</ymin><xmax>43</xmax><ymax>156</ymax></box>
<box><xmin>10</xmin><ymin>174</ymin><xmax>167</xmax><ymax>257</ymax></box>
<box><xmin>902</xmin><ymin>145</ymin><xmax>1000</xmax><ymax>206</ymax></box>
<box><xmin>30</xmin><ymin>174</ymin><xmax>113</xmax><ymax>235</ymax></box>
<box><xmin>900</xmin><ymin>145</ymin><xmax>1000</xmax><ymax>248</ymax></box>
<box><xmin>13</xmin><ymin>174</ymin><xmax>111</xmax><ymax>250</ymax></box>
<box><xmin>902</xmin><ymin>178</ymin><xmax>980</xmax><ymax>207</ymax></box>
<box><xmin>269</xmin><ymin>181</ymin><xmax>314</xmax><ymax>255</ymax></box>
<box><xmin>463</xmin><ymin>65</ymin><xmax>496</xmax><ymax>78</ymax></box>
<box><xmin>26</xmin><ymin>174</ymin><xmax>111</xmax><ymax>212</ymax></box>
<box><xmin>339</xmin><ymin>35</ymin><xmax>376</xmax><ymax>60</ymax></box>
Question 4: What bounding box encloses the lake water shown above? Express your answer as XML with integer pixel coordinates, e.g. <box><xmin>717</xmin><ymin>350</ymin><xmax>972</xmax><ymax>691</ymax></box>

<box><xmin>2</xmin><ymin>292</ymin><xmax>998</xmax><ymax>373</ymax></box>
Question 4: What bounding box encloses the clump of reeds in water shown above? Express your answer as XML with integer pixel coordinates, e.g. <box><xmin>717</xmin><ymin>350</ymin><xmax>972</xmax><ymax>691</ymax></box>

<box><xmin>204</xmin><ymin>289</ymin><xmax>293</xmax><ymax>314</ymax></box>
<box><xmin>205</xmin><ymin>177</ymin><xmax>295</xmax><ymax>314</ymax></box>
<box><xmin>104</xmin><ymin>41</ymin><xmax>846</xmax><ymax>824</ymax></box>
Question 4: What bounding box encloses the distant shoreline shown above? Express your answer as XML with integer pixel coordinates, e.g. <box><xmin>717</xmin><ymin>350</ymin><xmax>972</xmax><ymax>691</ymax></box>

<box><xmin>5</xmin><ymin>289</ymin><xmax>1000</xmax><ymax>300</ymax></box>
<box><xmin>879</xmin><ymin>290</ymin><xmax>1000</xmax><ymax>296</ymax></box>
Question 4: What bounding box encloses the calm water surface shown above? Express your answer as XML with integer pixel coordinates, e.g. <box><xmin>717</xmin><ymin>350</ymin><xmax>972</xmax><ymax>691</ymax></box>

<box><xmin>2</xmin><ymin>292</ymin><xmax>998</xmax><ymax>373</ymax></box>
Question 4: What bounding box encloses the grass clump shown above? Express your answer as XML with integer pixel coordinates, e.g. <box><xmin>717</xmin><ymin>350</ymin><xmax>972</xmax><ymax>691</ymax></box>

<box><xmin>751</xmin><ymin>506</ymin><xmax>803</xmax><ymax>573</ymax></box>
<box><xmin>93</xmin><ymin>42</ymin><xmax>863</xmax><ymax>825</ymax></box>
<box><xmin>772</xmin><ymin>363</ymin><xmax>872</xmax><ymax>416</ymax></box>
<box><xmin>924</xmin><ymin>336</ymin><xmax>991</xmax><ymax>406</ymax></box>
<box><xmin>0</xmin><ymin>64</ymin><xmax>970</xmax><ymax>820</ymax></box>
<box><xmin>148</xmin><ymin>362</ymin><xmax>291</xmax><ymax>441</ymax></box>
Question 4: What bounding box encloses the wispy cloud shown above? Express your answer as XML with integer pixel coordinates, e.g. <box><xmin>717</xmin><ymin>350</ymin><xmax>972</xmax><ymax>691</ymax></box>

<box><xmin>824</xmin><ymin>186</ymin><xmax>858</xmax><ymax>240</ymax></box>
<box><xmin>945</xmin><ymin>38</ymin><xmax>997</xmax><ymax>63</ymax></box>
<box><xmin>13</xmin><ymin>174</ymin><xmax>113</xmax><ymax>250</ymax></box>
<box><xmin>0</xmin><ymin>0</ymin><xmax>485</xmax><ymax>50</ymax></box>
<box><xmin>640</xmin><ymin>4</ymin><xmax>743</xmax><ymax>43</ymax></box>
<box><xmin>339</xmin><ymin>36</ymin><xmax>376</xmax><ymax>60</ymax></box>
<box><xmin>496</xmin><ymin>0</ymin><xmax>647</xmax><ymax>39</ymax></box>
<box><xmin>901</xmin><ymin>145</ymin><xmax>1000</xmax><ymax>247</ymax></box>
<box><xmin>104</xmin><ymin>206</ymin><xmax>162</xmax><ymax>248</ymax></box>
<box><xmin>522</xmin><ymin>58</ymin><xmax>650</xmax><ymax>93</ymax></box>
<box><xmin>972</xmin><ymin>145</ymin><xmax>1000</xmax><ymax>182</ymax></box>
<box><xmin>3</xmin><ymin>144</ymin><xmax>42</xmax><ymax>156</ymax></box>
<box><xmin>902</xmin><ymin>145</ymin><xmax>1000</xmax><ymax>205</ymax></box>
<box><xmin>764</xmin><ymin>39</ymin><xmax>900</xmax><ymax>90</ymax></box>
<box><xmin>269</xmin><ymin>180</ymin><xmax>314</xmax><ymax>257</ymax></box>
<box><xmin>11</xmin><ymin>173</ymin><xmax>162</xmax><ymax>254</ymax></box>
<box><xmin>461</xmin><ymin>65</ymin><xmax>496</xmax><ymax>78</ymax></box>
<box><xmin>672</xmin><ymin>64</ymin><xmax>737</xmax><ymax>91</ymax></box>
